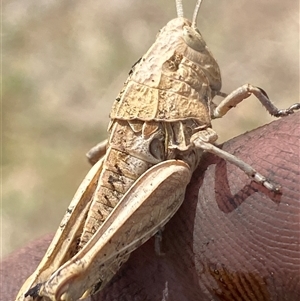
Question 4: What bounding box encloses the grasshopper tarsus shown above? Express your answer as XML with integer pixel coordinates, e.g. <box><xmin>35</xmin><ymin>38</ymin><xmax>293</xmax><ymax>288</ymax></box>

<box><xmin>252</xmin><ymin>173</ymin><xmax>281</xmax><ymax>194</ymax></box>
<box><xmin>273</xmin><ymin>103</ymin><xmax>300</xmax><ymax>117</ymax></box>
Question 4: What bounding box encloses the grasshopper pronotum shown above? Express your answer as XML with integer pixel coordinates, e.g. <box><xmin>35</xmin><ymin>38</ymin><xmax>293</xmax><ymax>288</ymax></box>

<box><xmin>16</xmin><ymin>1</ymin><xmax>300</xmax><ymax>300</ymax></box>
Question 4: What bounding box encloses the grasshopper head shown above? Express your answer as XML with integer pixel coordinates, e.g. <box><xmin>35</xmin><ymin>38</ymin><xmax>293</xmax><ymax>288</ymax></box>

<box><xmin>173</xmin><ymin>0</ymin><xmax>222</xmax><ymax>95</ymax></box>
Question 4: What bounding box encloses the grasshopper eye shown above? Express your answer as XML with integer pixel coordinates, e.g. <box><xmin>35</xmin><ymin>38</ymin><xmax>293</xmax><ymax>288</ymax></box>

<box><xmin>182</xmin><ymin>26</ymin><xmax>206</xmax><ymax>52</ymax></box>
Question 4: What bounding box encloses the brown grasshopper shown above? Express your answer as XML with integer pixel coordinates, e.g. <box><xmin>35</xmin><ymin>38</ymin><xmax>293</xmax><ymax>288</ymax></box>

<box><xmin>16</xmin><ymin>0</ymin><xmax>300</xmax><ymax>300</ymax></box>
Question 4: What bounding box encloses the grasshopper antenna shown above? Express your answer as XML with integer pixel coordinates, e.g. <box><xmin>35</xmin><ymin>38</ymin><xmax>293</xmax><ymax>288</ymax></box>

<box><xmin>192</xmin><ymin>0</ymin><xmax>203</xmax><ymax>28</ymax></box>
<box><xmin>175</xmin><ymin>0</ymin><xmax>184</xmax><ymax>18</ymax></box>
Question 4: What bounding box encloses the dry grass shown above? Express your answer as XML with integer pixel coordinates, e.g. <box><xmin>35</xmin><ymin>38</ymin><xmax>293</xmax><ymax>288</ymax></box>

<box><xmin>2</xmin><ymin>0</ymin><xmax>299</xmax><ymax>257</ymax></box>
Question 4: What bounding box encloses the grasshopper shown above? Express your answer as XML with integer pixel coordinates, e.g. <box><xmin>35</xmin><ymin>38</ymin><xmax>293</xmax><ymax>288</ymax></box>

<box><xmin>16</xmin><ymin>0</ymin><xmax>300</xmax><ymax>300</ymax></box>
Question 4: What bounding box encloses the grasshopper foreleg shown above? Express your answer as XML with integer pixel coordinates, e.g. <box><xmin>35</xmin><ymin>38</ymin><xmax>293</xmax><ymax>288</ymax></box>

<box><xmin>213</xmin><ymin>84</ymin><xmax>300</xmax><ymax>118</ymax></box>
<box><xmin>86</xmin><ymin>139</ymin><xmax>108</xmax><ymax>165</ymax></box>
<box><xmin>191</xmin><ymin>128</ymin><xmax>281</xmax><ymax>193</ymax></box>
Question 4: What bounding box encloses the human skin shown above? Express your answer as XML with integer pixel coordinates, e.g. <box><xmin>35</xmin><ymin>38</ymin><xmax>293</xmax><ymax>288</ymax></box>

<box><xmin>1</xmin><ymin>112</ymin><xmax>299</xmax><ymax>301</ymax></box>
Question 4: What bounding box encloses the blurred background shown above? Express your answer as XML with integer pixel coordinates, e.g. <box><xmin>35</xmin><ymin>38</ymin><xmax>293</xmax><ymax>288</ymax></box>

<box><xmin>2</xmin><ymin>0</ymin><xmax>299</xmax><ymax>257</ymax></box>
